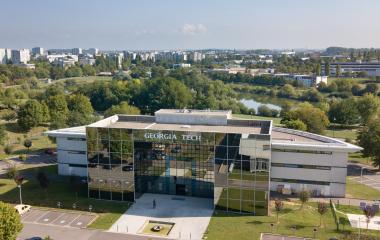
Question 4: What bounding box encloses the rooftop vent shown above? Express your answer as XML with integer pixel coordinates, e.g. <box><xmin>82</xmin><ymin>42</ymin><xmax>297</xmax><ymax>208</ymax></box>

<box><xmin>181</xmin><ymin>125</ymin><xmax>191</xmax><ymax>129</ymax></box>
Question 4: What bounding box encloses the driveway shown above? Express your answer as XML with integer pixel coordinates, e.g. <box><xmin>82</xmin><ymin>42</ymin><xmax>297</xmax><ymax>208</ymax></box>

<box><xmin>348</xmin><ymin>163</ymin><xmax>380</xmax><ymax>192</ymax></box>
<box><xmin>109</xmin><ymin>193</ymin><xmax>214</xmax><ymax>240</ymax></box>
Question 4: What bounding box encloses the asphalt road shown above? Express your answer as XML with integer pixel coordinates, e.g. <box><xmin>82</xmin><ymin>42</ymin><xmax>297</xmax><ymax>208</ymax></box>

<box><xmin>347</xmin><ymin>163</ymin><xmax>380</xmax><ymax>193</ymax></box>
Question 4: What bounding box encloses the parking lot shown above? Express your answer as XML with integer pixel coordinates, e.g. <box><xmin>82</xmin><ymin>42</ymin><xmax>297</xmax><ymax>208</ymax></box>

<box><xmin>22</xmin><ymin>208</ymin><xmax>97</xmax><ymax>228</ymax></box>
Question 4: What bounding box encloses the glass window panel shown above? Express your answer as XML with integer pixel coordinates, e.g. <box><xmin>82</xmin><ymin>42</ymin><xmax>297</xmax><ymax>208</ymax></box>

<box><xmin>87</xmin><ymin>140</ymin><xmax>98</xmax><ymax>152</ymax></box>
<box><xmin>89</xmin><ymin>189</ymin><xmax>99</xmax><ymax>198</ymax></box>
<box><xmin>99</xmin><ymin>154</ymin><xmax>110</xmax><ymax>165</ymax></box>
<box><xmin>99</xmin><ymin>139</ymin><xmax>109</xmax><ymax>153</ymax></box>
<box><xmin>110</xmin><ymin>152</ymin><xmax>121</xmax><ymax>164</ymax></box>
<box><xmin>99</xmin><ymin>190</ymin><xmax>111</xmax><ymax>200</ymax></box>
<box><xmin>254</xmin><ymin>201</ymin><xmax>268</xmax><ymax>216</ymax></box>
<box><xmin>121</xmin><ymin>129</ymin><xmax>132</xmax><ymax>141</ymax></box>
<box><xmin>215</xmin><ymin>133</ymin><xmax>227</xmax><ymax>146</ymax></box>
<box><xmin>241</xmin><ymin>201</ymin><xmax>255</xmax><ymax>214</ymax></box>
<box><xmin>228</xmin><ymin>188</ymin><xmax>241</xmax><ymax>200</ymax></box>
<box><xmin>109</xmin><ymin>128</ymin><xmax>121</xmax><ymax>140</ymax></box>
<box><xmin>98</xmin><ymin>128</ymin><xmax>109</xmax><ymax>140</ymax></box>
<box><xmin>86</xmin><ymin>128</ymin><xmax>97</xmax><ymax>140</ymax></box>
<box><xmin>110</xmin><ymin>141</ymin><xmax>121</xmax><ymax>153</ymax></box>
<box><xmin>228</xmin><ymin>133</ymin><xmax>242</xmax><ymax>146</ymax></box>
<box><xmin>215</xmin><ymin>146</ymin><xmax>227</xmax><ymax>159</ymax></box>
<box><xmin>227</xmin><ymin>199</ymin><xmax>241</xmax><ymax>212</ymax></box>
<box><xmin>87</xmin><ymin>152</ymin><xmax>98</xmax><ymax>164</ymax></box>
<box><xmin>215</xmin><ymin>198</ymin><xmax>227</xmax><ymax>211</ymax></box>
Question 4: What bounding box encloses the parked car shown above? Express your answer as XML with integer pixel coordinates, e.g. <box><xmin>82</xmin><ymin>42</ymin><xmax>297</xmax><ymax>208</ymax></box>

<box><xmin>14</xmin><ymin>204</ymin><xmax>31</xmax><ymax>215</ymax></box>
<box><xmin>44</xmin><ymin>148</ymin><xmax>56</xmax><ymax>155</ymax></box>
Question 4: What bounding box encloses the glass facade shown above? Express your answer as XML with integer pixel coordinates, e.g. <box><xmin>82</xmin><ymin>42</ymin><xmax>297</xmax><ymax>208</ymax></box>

<box><xmin>86</xmin><ymin>127</ymin><xmax>271</xmax><ymax>215</ymax></box>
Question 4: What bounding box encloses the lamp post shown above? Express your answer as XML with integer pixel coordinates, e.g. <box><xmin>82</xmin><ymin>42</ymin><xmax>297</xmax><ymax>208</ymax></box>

<box><xmin>360</xmin><ymin>167</ymin><xmax>367</xmax><ymax>183</ymax></box>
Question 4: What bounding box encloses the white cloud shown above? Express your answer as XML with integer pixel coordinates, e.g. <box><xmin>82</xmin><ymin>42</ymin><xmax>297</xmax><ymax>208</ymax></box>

<box><xmin>181</xmin><ymin>23</ymin><xmax>207</xmax><ymax>35</ymax></box>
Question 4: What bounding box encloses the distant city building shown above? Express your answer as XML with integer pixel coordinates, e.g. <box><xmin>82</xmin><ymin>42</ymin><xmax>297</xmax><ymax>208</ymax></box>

<box><xmin>85</xmin><ymin>48</ymin><xmax>99</xmax><ymax>56</ymax></box>
<box><xmin>45</xmin><ymin>54</ymin><xmax>78</xmax><ymax>63</ymax></box>
<box><xmin>323</xmin><ymin>62</ymin><xmax>380</xmax><ymax>77</ymax></box>
<box><xmin>210</xmin><ymin>66</ymin><xmax>246</xmax><ymax>74</ymax></box>
<box><xmin>292</xmin><ymin>75</ymin><xmax>328</xmax><ymax>87</ymax></box>
<box><xmin>280</xmin><ymin>51</ymin><xmax>296</xmax><ymax>56</ymax></box>
<box><xmin>16</xmin><ymin>63</ymin><xmax>35</xmax><ymax>70</ymax></box>
<box><xmin>5</xmin><ymin>49</ymin><xmax>12</xmax><ymax>61</ymax></box>
<box><xmin>191</xmin><ymin>52</ymin><xmax>205</xmax><ymax>62</ymax></box>
<box><xmin>249</xmin><ymin>68</ymin><xmax>275</xmax><ymax>77</ymax></box>
<box><xmin>11</xmin><ymin>49</ymin><xmax>30</xmax><ymax>64</ymax></box>
<box><xmin>72</xmin><ymin>48</ymin><xmax>83</xmax><ymax>55</ymax></box>
<box><xmin>32</xmin><ymin>47</ymin><xmax>44</xmax><ymax>56</ymax></box>
<box><xmin>173</xmin><ymin>63</ymin><xmax>191</xmax><ymax>69</ymax></box>
<box><xmin>0</xmin><ymin>49</ymin><xmax>6</xmax><ymax>64</ymax></box>
<box><xmin>79</xmin><ymin>57</ymin><xmax>96</xmax><ymax>66</ymax></box>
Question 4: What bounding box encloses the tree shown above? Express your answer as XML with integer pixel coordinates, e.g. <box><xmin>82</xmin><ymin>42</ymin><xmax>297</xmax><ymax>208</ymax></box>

<box><xmin>23</xmin><ymin>139</ymin><xmax>32</xmax><ymax>151</ymax></box>
<box><xmin>278</xmin><ymin>84</ymin><xmax>296</xmax><ymax>98</ymax></box>
<box><xmin>274</xmin><ymin>199</ymin><xmax>284</xmax><ymax>223</ymax></box>
<box><xmin>328</xmin><ymin>98</ymin><xmax>360</xmax><ymax>125</ymax></box>
<box><xmin>336</xmin><ymin>64</ymin><xmax>341</xmax><ymax>77</ymax></box>
<box><xmin>283</xmin><ymin>119</ymin><xmax>307</xmax><ymax>131</ymax></box>
<box><xmin>46</xmin><ymin>94</ymin><xmax>69</xmax><ymax>129</ymax></box>
<box><xmin>362</xmin><ymin>205</ymin><xmax>376</xmax><ymax>230</ymax></box>
<box><xmin>37</xmin><ymin>171</ymin><xmax>49</xmax><ymax>190</ymax></box>
<box><xmin>17</xmin><ymin>99</ymin><xmax>45</xmax><ymax>131</ymax></box>
<box><xmin>81</xmin><ymin>65</ymin><xmax>96</xmax><ymax>76</ymax></box>
<box><xmin>0</xmin><ymin>125</ymin><xmax>7</xmax><ymax>145</ymax></box>
<box><xmin>104</xmin><ymin>102</ymin><xmax>141</xmax><ymax>117</ymax></box>
<box><xmin>358</xmin><ymin>119</ymin><xmax>380</xmax><ymax>168</ymax></box>
<box><xmin>299</xmin><ymin>190</ymin><xmax>310</xmax><ymax>209</ymax></box>
<box><xmin>317</xmin><ymin>202</ymin><xmax>328</xmax><ymax>227</ymax></box>
<box><xmin>67</xmin><ymin>94</ymin><xmax>94</xmax><ymax>126</ymax></box>
<box><xmin>0</xmin><ymin>201</ymin><xmax>23</xmax><ymax>240</ymax></box>
<box><xmin>362</xmin><ymin>83</ymin><xmax>379</xmax><ymax>95</ymax></box>
<box><xmin>65</xmin><ymin>66</ymin><xmax>83</xmax><ymax>78</ymax></box>
<box><xmin>151</xmin><ymin>66</ymin><xmax>166</xmax><ymax>78</ymax></box>
<box><xmin>281</xmin><ymin>103</ymin><xmax>330</xmax><ymax>134</ymax></box>
<box><xmin>356</xmin><ymin>94</ymin><xmax>380</xmax><ymax>125</ymax></box>
<box><xmin>324</xmin><ymin>62</ymin><xmax>330</xmax><ymax>76</ymax></box>
<box><xmin>315</xmin><ymin>63</ymin><xmax>321</xmax><ymax>76</ymax></box>
<box><xmin>50</xmin><ymin>66</ymin><xmax>65</xmax><ymax>80</ymax></box>
<box><xmin>138</xmin><ymin>77</ymin><xmax>193</xmax><ymax>113</ymax></box>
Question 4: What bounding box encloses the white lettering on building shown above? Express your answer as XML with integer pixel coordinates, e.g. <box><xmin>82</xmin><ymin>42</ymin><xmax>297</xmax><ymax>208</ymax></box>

<box><xmin>143</xmin><ymin>132</ymin><xmax>201</xmax><ymax>141</ymax></box>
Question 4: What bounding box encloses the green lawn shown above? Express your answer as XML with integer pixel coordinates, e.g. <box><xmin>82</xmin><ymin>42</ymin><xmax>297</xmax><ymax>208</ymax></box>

<box><xmin>346</xmin><ymin>177</ymin><xmax>380</xmax><ymax>200</ymax></box>
<box><xmin>0</xmin><ymin>165</ymin><xmax>129</xmax><ymax>230</ymax></box>
<box><xmin>349</xmin><ymin>152</ymin><xmax>374</xmax><ymax>166</ymax></box>
<box><xmin>233</xmin><ymin>114</ymin><xmax>282</xmax><ymax>126</ymax></box>
<box><xmin>205</xmin><ymin>201</ymin><xmax>379</xmax><ymax>240</ymax></box>
<box><xmin>323</xmin><ymin>128</ymin><xmax>358</xmax><ymax>141</ymax></box>
<box><xmin>0</xmin><ymin>122</ymin><xmax>54</xmax><ymax>160</ymax></box>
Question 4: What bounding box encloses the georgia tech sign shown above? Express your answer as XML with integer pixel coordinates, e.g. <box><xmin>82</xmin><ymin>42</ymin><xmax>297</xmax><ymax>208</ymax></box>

<box><xmin>144</xmin><ymin>132</ymin><xmax>201</xmax><ymax>141</ymax></box>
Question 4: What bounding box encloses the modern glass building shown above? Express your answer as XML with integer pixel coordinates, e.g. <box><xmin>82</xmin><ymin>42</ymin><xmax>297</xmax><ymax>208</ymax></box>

<box><xmin>85</xmin><ymin>109</ymin><xmax>272</xmax><ymax>215</ymax></box>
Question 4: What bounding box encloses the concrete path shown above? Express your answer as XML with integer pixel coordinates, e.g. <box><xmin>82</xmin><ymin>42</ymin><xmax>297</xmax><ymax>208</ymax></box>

<box><xmin>109</xmin><ymin>193</ymin><xmax>214</xmax><ymax>239</ymax></box>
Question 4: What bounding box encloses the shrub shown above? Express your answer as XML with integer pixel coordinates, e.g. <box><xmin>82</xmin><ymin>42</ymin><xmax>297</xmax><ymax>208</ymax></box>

<box><xmin>19</xmin><ymin>155</ymin><xmax>27</xmax><ymax>161</ymax></box>
<box><xmin>4</xmin><ymin>145</ymin><xmax>14</xmax><ymax>155</ymax></box>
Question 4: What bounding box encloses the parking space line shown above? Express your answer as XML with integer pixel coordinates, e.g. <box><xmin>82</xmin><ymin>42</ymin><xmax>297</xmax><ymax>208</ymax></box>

<box><xmin>34</xmin><ymin>211</ymin><xmax>51</xmax><ymax>223</ymax></box>
<box><xmin>67</xmin><ymin>214</ymin><xmax>82</xmax><ymax>226</ymax></box>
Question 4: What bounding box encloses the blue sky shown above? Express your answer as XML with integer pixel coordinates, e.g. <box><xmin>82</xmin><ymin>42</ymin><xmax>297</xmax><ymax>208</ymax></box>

<box><xmin>1</xmin><ymin>0</ymin><xmax>380</xmax><ymax>50</ymax></box>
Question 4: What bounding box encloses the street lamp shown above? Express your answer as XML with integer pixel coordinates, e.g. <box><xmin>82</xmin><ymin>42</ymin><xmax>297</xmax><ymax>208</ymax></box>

<box><xmin>360</xmin><ymin>167</ymin><xmax>367</xmax><ymax>183</ymax></box>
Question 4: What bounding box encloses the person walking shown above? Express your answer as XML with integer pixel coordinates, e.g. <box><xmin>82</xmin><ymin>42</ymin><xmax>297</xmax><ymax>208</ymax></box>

<box><xmin>153</xmin><ymin>199</ymin><xmax>156</xmax><ymax>209</ymax></box>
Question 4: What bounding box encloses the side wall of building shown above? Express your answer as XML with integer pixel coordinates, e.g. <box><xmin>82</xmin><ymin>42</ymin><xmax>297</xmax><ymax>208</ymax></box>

<box><xmin>270</xmin><ymin>149</ymin><xmax>347</xmax><ymax>197</ymax></box>
<box><xmin>56</xmin><ymin>137</ymin><xmax>87</xmax><ymax>177</ymax></box>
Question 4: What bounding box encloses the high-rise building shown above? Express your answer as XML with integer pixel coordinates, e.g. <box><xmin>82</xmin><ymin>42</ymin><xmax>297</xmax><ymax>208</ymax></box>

<box><xmin>5</xmin><ymin>49</ymin><xmax>12</xmax><ymax>61</ymax></box>
<box><xmin>0</xmin><ymin>49</ymin><xmax>6</xmax><ymax>64</ymax></box>
<box><xmin>72</xmin><ymin>48</ymin><xmax>83</xmax><ymax>55</ymax></box>
<box><xmin>86</xmin><ymin>48</ymin><xmax>99</xmax><ymax>56</ymax></box>
<box><xmin>11</xmin><ymin>49</ymin><xmax>30</xmax><ymax>64</ymax></box>
<box><xmin>32</xmin><ymin>47</ymin><xmax>44</xmax><ymax>56</ymax></box>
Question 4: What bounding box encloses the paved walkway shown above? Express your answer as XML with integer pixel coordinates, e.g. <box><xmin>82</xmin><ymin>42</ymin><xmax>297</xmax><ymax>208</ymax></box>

<box><xmin>109</xmin><ymin>193</ymin><xmax>214</xmax><ymax>239</ymax></box>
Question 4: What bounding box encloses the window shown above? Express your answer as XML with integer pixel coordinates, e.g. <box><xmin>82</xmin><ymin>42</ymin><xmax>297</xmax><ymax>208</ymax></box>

<box><xmin>271</xmin><ymin>148</ymin><xmax>332</xmax><ymax>155</ymax></box>
<box><xmin>271</xmin><ymin>178</ymin><xmax>330</xmax><ymax>186</ymax></box>
<box><xmin>67</xmin><ymin>137</ymin><xmax>86</xmax><ymax>141</ymax></box>
<box><xmin>271</xmin><ymin>163</ymin><xmax>331</xmax><ymax>170</ymax></box>
<box><xmin>68</xmin><ymin>151</ymin><xmax>86</xmax><ymax>155</ymax></box>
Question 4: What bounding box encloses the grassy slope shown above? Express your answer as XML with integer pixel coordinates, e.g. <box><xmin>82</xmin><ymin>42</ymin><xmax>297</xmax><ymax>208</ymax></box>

<box><xmin>205</xmin><ymin>201</ymin><xmax>379</xmax><ymax>240</ymax></box>
<box><xmin>346</xmin><ymin>177</ymin><xmax>380</xmax><ymax>200</ymax></box>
